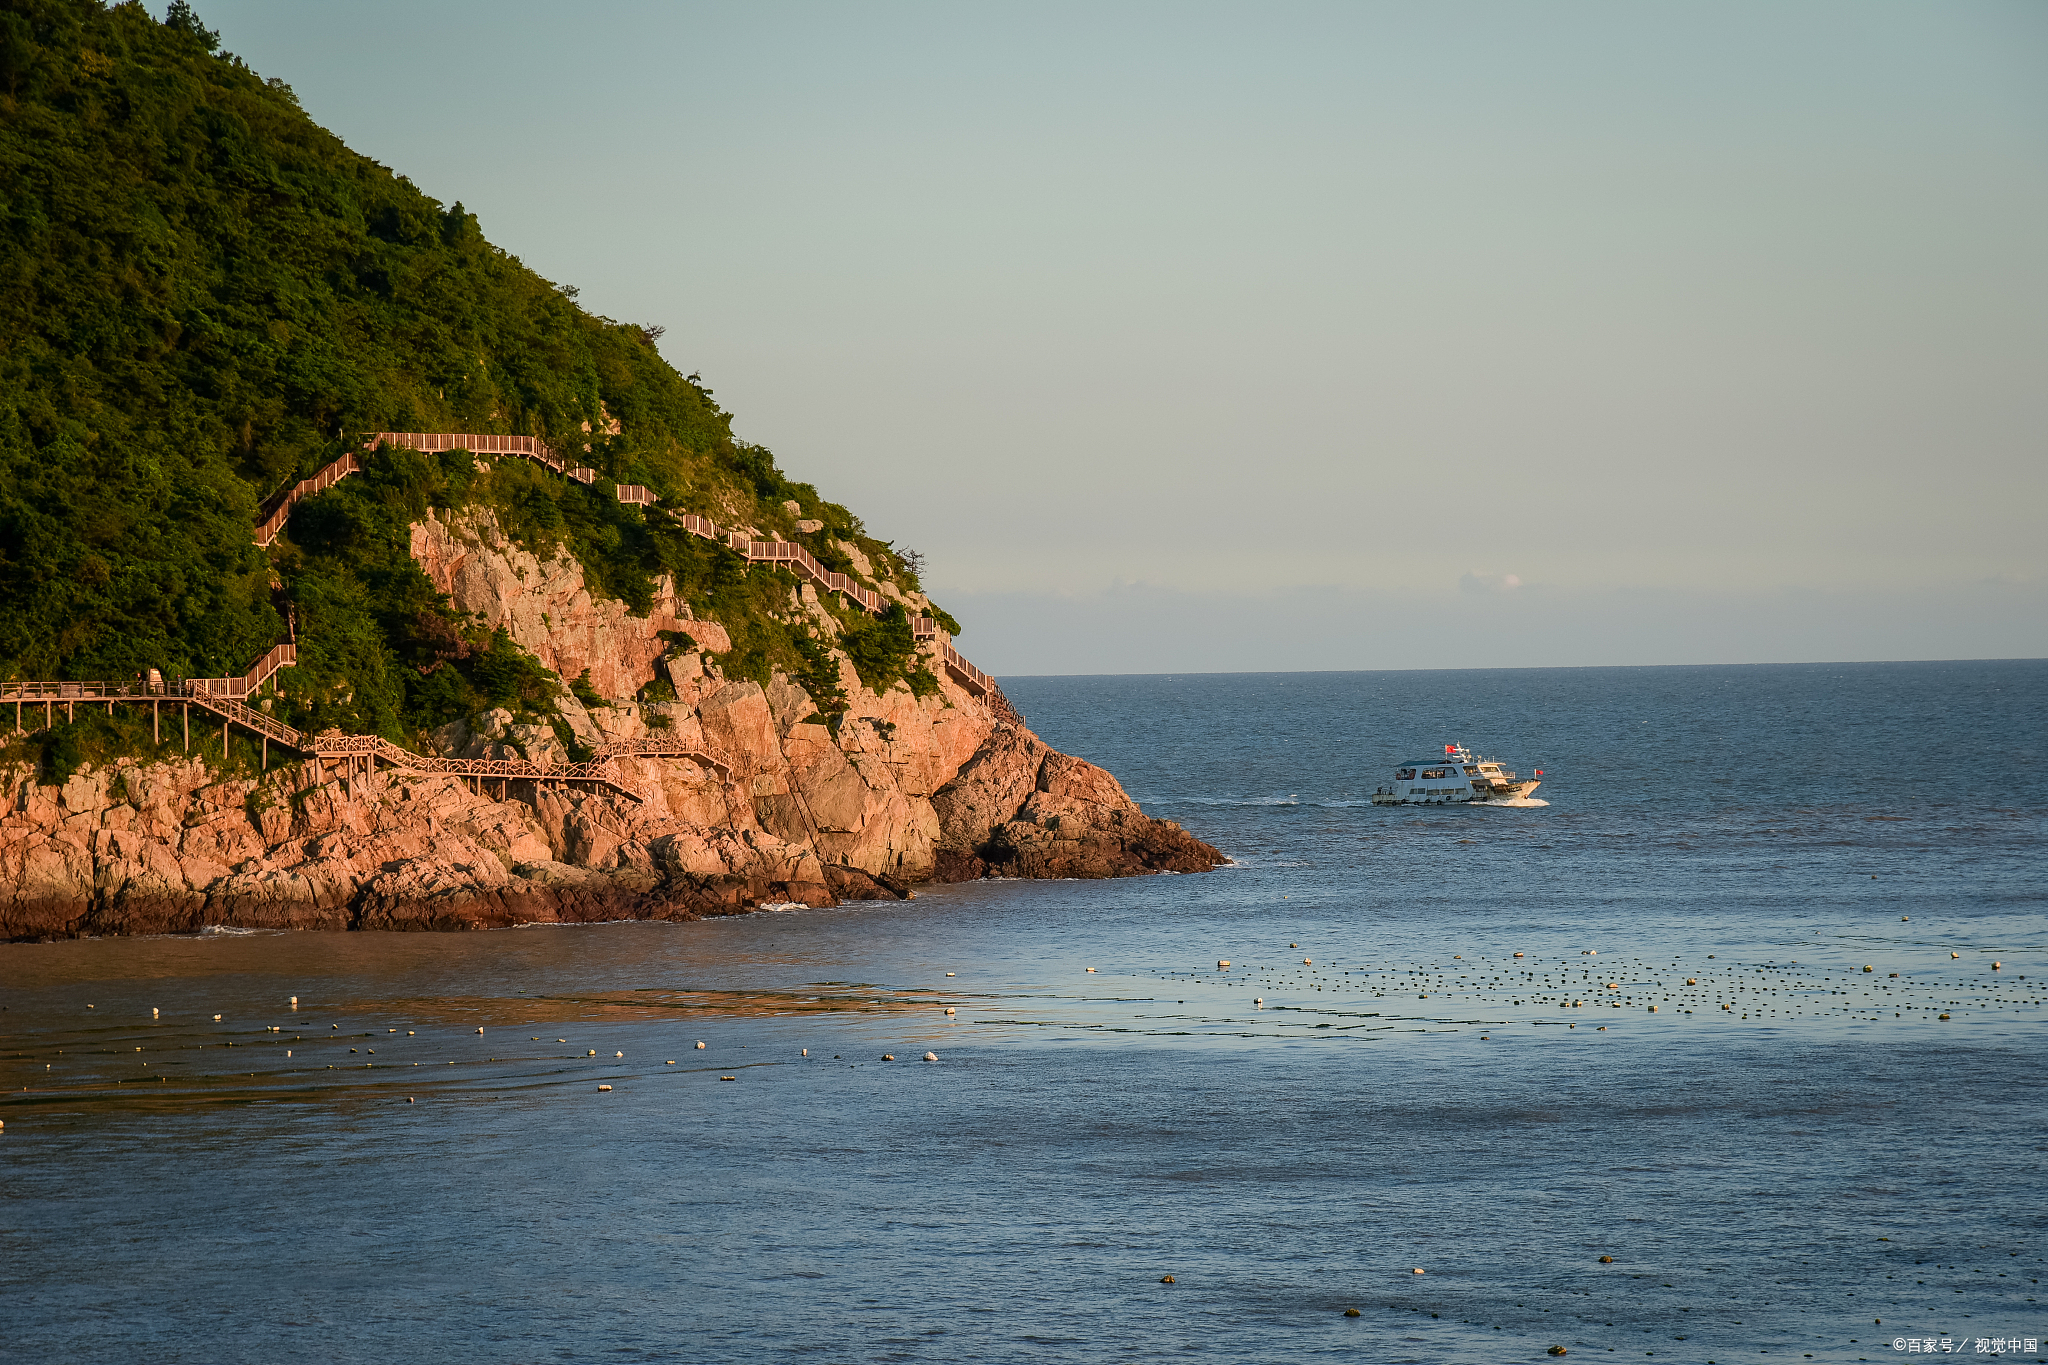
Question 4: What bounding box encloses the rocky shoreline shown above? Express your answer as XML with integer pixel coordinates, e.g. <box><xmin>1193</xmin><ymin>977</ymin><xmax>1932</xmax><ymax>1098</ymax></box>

<box><xmin>1</xmin><ymin>508</ymin><xmax>1222</xmax><ymax>942</ymax></box>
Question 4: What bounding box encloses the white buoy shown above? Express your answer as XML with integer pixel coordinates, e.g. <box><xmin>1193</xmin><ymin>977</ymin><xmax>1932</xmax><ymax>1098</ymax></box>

<box><xmin>1085</xmin><ymin>967</ymin><xmax>1096</xmax><ymax>973</ymax></box>
<box><xmin>1254</xmin><ymin>997</ymin><xmax>1263</xmax><ymax>1006</ymax></box>
<box><xmin>476</xmin><ymin>1027</ymin><xmax>484</xmax><ymax>1034</ymax></box>
<box><xmin>587</xmin><ymin>1050</ymin><xmax>597</xmax><ymax>1056</ymax></box>
<box><xmin>1412</xmin><ymin>1267</ymin><xmax>1425</xmax><ymax>1275</ymax></box>
<box><xmin>667</xmin><ymin>1060</ymin><xmax>676</xmax><ymax>1065</ymax></box>
<box><xmin>923</xmin><ymin>1052</ymin><xmax>938</xmax><ymax>1062</ymax></box>
<box><xmin>1303</xmin><ymin>958</ymin><xmax>1312</xmax><ymax>965</ymax></box>
<box><xmin>945</xmin><ymin>972</ymin><xmax>956</xmax><ymax>977</ymax></box>
<box><xmin>598</xmin><ymin>1084</ymin><xmax>613</xmax><ymax>1092</ymax></box>
<box><xmin>801</xmin><ymin>1049</ymin><xmax>808</xmax><ymax>1056</ymax></box>
<box><xmin>1217</xmin><ymin>960</ymin><xmax>1230</xmax><ymax>969</ymax></box>
<box><xmin>1514</xmin><ymin>952</ymin><xmax>1525</xmax><ymax>958</ymax></box>
<box><xmin>615</xmin><ymin>1051</ymin><xmax>624</xmax><ymax>1058</ymax></box>
<box><xmin>152</xmin><ymin>1008</ymin><xmax>159</xmax><ymax>1018</ymax></box>
<box><xmin>213</xmin><ymin>1014</ymin><xmax>222</xmax><ymax>1021</ymax></box>
<box><xmin>882</xmin><ymin>1053</ymin><xmax>895</xmax><ymax>1061</ymax></box>
<box><xmin>290</xmin><ymin>996</ymin><xmax>298</xmax><ymax>1007</ymax></box>
<box><xmin>944</xmin><ymin>1008</ymin><xmax>956</xmax><ymax>1016</ymax></box>
<box><xmin>695</xmin><ymin>1041</ymin><xmax>706</xmax><ymax>1050</ymax></box>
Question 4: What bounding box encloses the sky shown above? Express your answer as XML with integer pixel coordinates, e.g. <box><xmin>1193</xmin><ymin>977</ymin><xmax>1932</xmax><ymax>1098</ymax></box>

<box><xmin>201</xmin><ymin>0</ymin><xmax>2048</xmax><ymax>673</ymax></box>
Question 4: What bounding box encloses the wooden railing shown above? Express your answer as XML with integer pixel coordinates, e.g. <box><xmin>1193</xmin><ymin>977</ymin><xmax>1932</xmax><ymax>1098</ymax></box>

<box><xmin>671</xmin><ymin>521</ymin><xmax>990</xmax><ymax>696</ymax></box>
<box><xmin>186</xmin><ymin>643</ymin><xmax>297</xmax><ymax>699</ymax></box>
<box><xmin>306</xmin><ymin>731</ymin><xmax>647</xmax><ymax>801</ymax></box>
<box><xmin>594</xmin><ymin>736</ymin><xmax>734</xmax><ymax>776</ymax></box>
<box><xmin>182</xmin><ymin>687</ymin><xmax>303</xmax><ymax>749</ymax></box>
<box><xmin>256</xmin><ymin>453</ymin><xmax>360</xmax><ymax>547</ymax></box>
<box><xmin>725</xmin><ymin>536</ymin><xmax>887</xmax><ymax>614</ymax></box>
<box><xmin>934</xmin><ymin>639</ymin><xmax>993</xmax><ymax>697</ymax></box>
<box><xmin>2</xmin><ymin>678</ymin><xmax>167</xmax><ymax>702</ymax></box>
<box><xmin>365</xmin><ymin>431</ymin><xmax>565</xmax><ymax>474</ymax></box>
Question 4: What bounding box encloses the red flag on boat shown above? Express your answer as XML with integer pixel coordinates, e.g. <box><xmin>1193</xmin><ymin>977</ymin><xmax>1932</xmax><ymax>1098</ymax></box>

<box><xmin>1445</xmin><ymin>744</ymin><xmax>1456</xmax><ymax>754</ymax></box>
<box><xmin>1535</xmin><ymin>770</ymin><xmax>1543</xmax><ymax>776</ymax></box>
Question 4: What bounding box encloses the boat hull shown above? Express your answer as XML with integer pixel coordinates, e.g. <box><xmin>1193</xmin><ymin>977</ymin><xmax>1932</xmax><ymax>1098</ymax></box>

<box><xmin>1370</xmin><ymin>780</ymin><xmax>1541</xmax><ymax>806</ymax></box>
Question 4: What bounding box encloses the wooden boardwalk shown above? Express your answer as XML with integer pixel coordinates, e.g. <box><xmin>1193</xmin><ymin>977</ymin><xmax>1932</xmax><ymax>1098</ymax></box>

<box><xmin>4</xmin><ymin>428</ymin><xmax>1008</xmax><ymax>796</ymax></box>
<box><xmin>4</xmin><ymin>672</ymin><xmax>731</xmax><ymax>803</ymax></box>
<box><xmin>302</xmin><ymin>730</ymin><xmax>731</xmax><ymax>803</ymax></box>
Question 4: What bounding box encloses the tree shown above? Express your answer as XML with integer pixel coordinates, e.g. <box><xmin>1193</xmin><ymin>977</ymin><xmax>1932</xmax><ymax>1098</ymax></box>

<box><xmin>163</xmin><ymin>1</ymin><xmax>218</xmax><ymax>52</ymax></box>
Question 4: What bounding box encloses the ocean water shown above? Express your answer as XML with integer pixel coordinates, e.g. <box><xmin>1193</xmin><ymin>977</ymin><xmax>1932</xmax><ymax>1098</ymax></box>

<box><xmin>3</xmin><ymin>661</ymin><xmax>2044</xmax><ymax>1364</ymax></box>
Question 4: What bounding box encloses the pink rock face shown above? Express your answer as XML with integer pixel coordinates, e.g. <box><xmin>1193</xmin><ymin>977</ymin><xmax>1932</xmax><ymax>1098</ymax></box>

<box><xmin>410</xmin><ymin>507</ymin><xmax>709</xmax><ymax>702</ymax></box>
<box><xmin>1036</xmin><ymin>752</ymin><xmax>1139</xmax><ymax>813</ymax></box>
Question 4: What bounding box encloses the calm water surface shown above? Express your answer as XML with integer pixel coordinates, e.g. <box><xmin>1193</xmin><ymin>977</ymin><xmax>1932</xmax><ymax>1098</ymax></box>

<box><xmin>4</xmin><ymin>662</ymin><xmax>2045</xmax><ymax>1363</ymax></box>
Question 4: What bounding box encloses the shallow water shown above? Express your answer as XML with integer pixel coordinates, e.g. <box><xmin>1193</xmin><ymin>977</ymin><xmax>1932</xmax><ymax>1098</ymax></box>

<box><xmin>3</xmin><ymin>662</ymin><xmax>2044</xmax><ymax>1363</ymax></box>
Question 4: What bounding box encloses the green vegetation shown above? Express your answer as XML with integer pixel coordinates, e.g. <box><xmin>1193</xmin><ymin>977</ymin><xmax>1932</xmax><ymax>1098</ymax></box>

<box><xmin>0</xmin><ymin>699</ymin><xmax>284</xmax><ymax>784</ymax></box>
<box><xmin>791</xmin><ymin>634</ymin><xmax>850</xmax><ymax>732</ymax></box>
<box><xmin>0</xmin><ymin>0</ymin><xmax>958</xmax><ymax>757</ymax></box>
<box><xmin>837</xmin><ymin>603</ymin><xmax>920</xmax><ymax>695</ymax></box>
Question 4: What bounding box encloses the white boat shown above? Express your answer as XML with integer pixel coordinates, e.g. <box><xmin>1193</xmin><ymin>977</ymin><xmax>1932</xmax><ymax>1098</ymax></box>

<box><xmin>1370</xmin><ymin>744</ymin><xmax>1542</xmax><ymax>805</ymax></box>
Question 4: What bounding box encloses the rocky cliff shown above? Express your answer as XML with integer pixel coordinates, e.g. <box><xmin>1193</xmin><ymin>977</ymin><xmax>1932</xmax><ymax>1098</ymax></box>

<box><xmin>0</xmin><ymin>510</ymin><xmax>1222</xmax><ymax>940</ymax></box>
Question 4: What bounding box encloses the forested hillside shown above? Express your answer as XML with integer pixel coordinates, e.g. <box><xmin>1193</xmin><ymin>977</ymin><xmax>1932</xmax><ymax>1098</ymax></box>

<box><xmin>0</xmin><ymin>0</ymin><xmax>953</xmax><ymax>753</ymax></box>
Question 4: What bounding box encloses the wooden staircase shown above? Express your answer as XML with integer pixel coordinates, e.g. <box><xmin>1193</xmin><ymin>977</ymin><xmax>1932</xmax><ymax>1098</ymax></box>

<box><xmin>5</xmin><ymin>431</ymin><xmax>1013</xmax><ymax>790</ymax></box>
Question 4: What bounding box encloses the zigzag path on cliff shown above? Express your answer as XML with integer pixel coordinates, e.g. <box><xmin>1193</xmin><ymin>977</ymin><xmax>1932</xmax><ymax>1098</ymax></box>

<box><xmin>0</xmin><ymin>0</ymin><xmax>1223</xmax><ymax>939</ymax></box>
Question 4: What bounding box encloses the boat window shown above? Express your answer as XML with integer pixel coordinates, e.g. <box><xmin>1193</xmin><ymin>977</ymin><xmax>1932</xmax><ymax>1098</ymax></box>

<box><xmin>1395</xmin><ymin>768</ymin><xmax>1416</xmax><ymax>781</ymax></box>
<box><xmin>1421</xmin><ymin>767</ymin><xmax>1449</xmax><ymax>779</ymax></box>
<box><xmin>1462</xmin><ymin>766</ymin><xmax>1478</xmax><ymax>776</ymax></box>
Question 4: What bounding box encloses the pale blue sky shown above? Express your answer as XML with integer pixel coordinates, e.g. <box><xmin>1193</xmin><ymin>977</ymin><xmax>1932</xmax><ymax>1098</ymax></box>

<box><xmin>202</xmin><ymin>1</ymin><xmax>2048</xmax><ymax>671</ymax></box>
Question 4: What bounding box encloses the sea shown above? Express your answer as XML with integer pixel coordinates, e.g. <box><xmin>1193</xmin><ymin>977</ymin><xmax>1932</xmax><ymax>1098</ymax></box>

<box><xmin>3</xmin><ymin>661</ymin><xmax>2044</xmax><ymax>1364</ymax></box>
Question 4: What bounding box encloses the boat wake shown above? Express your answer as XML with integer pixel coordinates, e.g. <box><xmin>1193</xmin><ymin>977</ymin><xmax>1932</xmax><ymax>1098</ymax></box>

<box><xmin>1481</xmin><ymin>797</ymin><xmax>1550</xmax><ymax>808</ymax></box>
<box><xmin>1177</xmin><ymin>796</ymin><xmax>1304</xmax><ymax>807</ymax></box>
